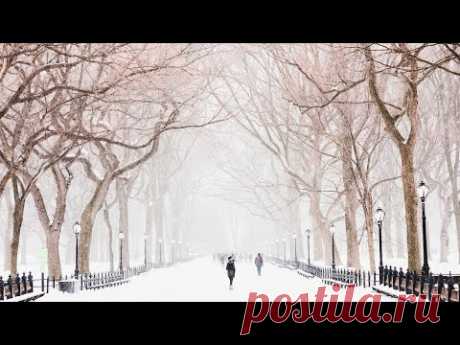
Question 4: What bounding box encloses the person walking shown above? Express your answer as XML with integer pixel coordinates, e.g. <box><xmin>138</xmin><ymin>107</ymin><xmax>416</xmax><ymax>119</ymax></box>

<box><xmin>255</xmin><ymin>253</ymin><xmax>263</xmax><ymax>276</ymax></box>
<box><xmin>226</xmin><ymin>256</ymin><xmax>236</xmax><ymax>289</ymax></box>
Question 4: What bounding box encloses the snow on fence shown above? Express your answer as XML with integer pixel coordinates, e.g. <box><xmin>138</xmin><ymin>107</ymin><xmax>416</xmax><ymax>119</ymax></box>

<box><xmin>267</xmin><ymin>256</ymin><xmax>460</xmax><ymax>302</ymax></box>
<box><xmin>0</xmin><ymin>272</ymin><xmax>40</xmax><ymax>302</ymax></box>
<box><xmin>0</xmin><ymin>263</ymin><xmax>154</xmax><ymax>302</ymax></box>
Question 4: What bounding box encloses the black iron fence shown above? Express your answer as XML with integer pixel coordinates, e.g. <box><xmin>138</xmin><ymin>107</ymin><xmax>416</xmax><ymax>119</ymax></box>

<box><xmin>0</xmin><ymin>272</ymin><xmax>35</xmax><ymax>301</ymax></box>
<box><xmin>266</xmin><ymin>256</ymin><xmax>459</xmax><ymax>302</ymax></box>
<box><xmin>0</xmin><ymin>263</ymin><xmax>154</xmax><ymax>301</ymax></box>
<box><xmin>377</xmin><ymin>265</ymin><xmax>459</xmax><ymax>302</ymax></box>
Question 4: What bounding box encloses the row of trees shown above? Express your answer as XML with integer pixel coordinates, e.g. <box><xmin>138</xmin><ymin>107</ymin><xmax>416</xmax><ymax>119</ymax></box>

<box><xmin>0</xmin><ymin>43</ymin><xmax>228</xmax><ymax>277</ymax></box>
<box><xmin>212</xmin><ymin>44</ymin><xmax>460</xmax><ymax>272</ymax></box>
<box><xmin>1</xmin><ymin>43</ymin><xmax>460</xmax><ymax>277</ymax></box>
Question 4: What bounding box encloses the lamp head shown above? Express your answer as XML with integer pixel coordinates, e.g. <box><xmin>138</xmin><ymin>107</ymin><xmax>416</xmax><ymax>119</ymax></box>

<box><xmin>375</xmin><ymin>207</ymin><xmax>385</xmax><ymax>222</ymax></box>
<box><xmin>330</xmin><ymin>224</ymin><xmax>335</xmax><ymax>234</ymax></box>
<box><xmin>73</xmin><ymin>222</ymin><xmax>81</xmax><ymax>235</ymax></box>
<box><xmin>417</xmin><ymin>181</ymin><xmax>429</xmax><ymax>199</ymax></box>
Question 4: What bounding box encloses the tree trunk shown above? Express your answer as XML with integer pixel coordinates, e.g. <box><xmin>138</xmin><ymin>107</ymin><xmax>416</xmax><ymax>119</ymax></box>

<box><xmin>443</xmin><ymin>138</ymin><xmax>460</xmax><ymax>263</ymax></box>
<box><xmin>363</xmin><ymin>192</ymin><xmax>376</xmax><ymax>272</ymax></box>
<box><xmin>10</xmin><ymin>177</ymin><xmax>27</xmax><ymax>275</ymax></box>
<box><xmin>28</xmin><ymin>166</ymin><xmax>69</xmax><ymax>278</ymax></box>
<box><xmin>154</xmin><ymin>193</ymin><xmax>164</xmax><ymax>264</ymax></box>
<box><xmin>79</xmin><ymin>175</ymin><xmax>113</xmax><ymax>273</ymax></box>
<box><xmin>399</xmin><ymin>145</ymin><xmax>421</xmax><ymax>272</ymax></box>
<box><xmin>3</xmin><ymin>188</ymin><xmax>13</xmax><ymax>271</ymax></box>
<box><xmin>439</xmin><ymin>207</ymin><xmax>450</xmax><ymax>263</ymax></box>
<box><xmin>383</xmin><ymin>188</ymin><xmax>394</xmax><ymax>259</ymax></box>
<box><xmin>46</xmin><ymin>231</ymin><xmax>62</xmax><ymax>278</ymax></box>
<box><xmin>440</xmin><ymin>82</ymin><xmax>460</xmax><ymax>263</ymax></box>
<box><xmin>289</xmin><ymin>190</ymin><xmax>304</xmax><ymax>260</ymax></box>
<box><xmin>365</xmin><ymin>46</ymin><xmax>421</xmax><ymax>272</ymax></box>
<box><xmin>103</xmin><ymin>205</ymin><xmax>114</xmax><ymax>271</ymax></box>
<box><xmin>340</xmin><ymin>134</ymin><xmax>361</xmax><ymax>269</ymax></box>
<box><xmin>144</xmin><ymin>182</ymin><xmax>154</xmax><ymax>265</ymax></box>
<box><xmin>309</xmin><ymin>192</ymin><xmax>324</xmax><ymax>261</ymax></box>
<box><xmin>20</xmin><ymin>227</ymin><xmax>27</xmax><ymax>265</ymax></box>
<box><xmin>116</xmin><ymin>178</ymin><xmax>130</xmax><ymax>269</ymax></box>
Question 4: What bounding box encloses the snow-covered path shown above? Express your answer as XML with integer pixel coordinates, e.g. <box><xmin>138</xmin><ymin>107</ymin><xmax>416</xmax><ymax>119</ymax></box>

<box><xmin>39</xmin><ymin>257</ymin><xmax>394</xmax><ymax>301</ymax></box>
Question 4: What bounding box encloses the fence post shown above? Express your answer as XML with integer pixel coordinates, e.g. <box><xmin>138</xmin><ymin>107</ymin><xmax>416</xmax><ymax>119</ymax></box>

<box><xmin>22</xmin><ymin>273</ymin><xmax>27</xmax><ymax>293</ymax></box>
<box><xmin>28</xmin><ymin>272</ymin><xmax>33</xmax><ymax>292</ymax></box>
<box><xmin>15</xmin><ymin>274</ymin><xmax>21</xmax><ymax>296</ymax></box>
<box><xmin>0</xmin><ymin>276</ymin><xmax>4</xmax><ymax>300</ymax></box>
<box><xmin>437</xmin><ymin>274</ymin><xmax>443</xmax><ymax>296</ymax></box>
<box><xmin>447</xmin><ymin>273</ymin><xmax>454</xmax><ymax>302</ymax></box>
<box><xmin>41</xmin><ymin>273</ymin><xmax>45</xmax><ymax>292</ymax></box>
<box><xmin>7</xmin><ymin>275</ymin><xmax>13</xmax><ymax>298</ymax></box>
<box><xmin>405</xmin><ymin>270</ymin><xmax>411</xmax><ymax>294</ymax></box>
<box><xmin>398</xmin><ymin>268</ymin><xmax>403</xmax><ymax>292</ymax></box>
<box><xmin>389</xmin><ymin>266</ymin><xmax>393</xmax><ymax>286</ymax></box>
<box><xmin>428</xmin><ymin>273</ymin><xmax>434</xmax><ymax>299</ymax></box>
<box><xmin>392</xmin><ymin>267</ymin><xmax>397</xmax><ymax>288</ymax></box>
<box><xmin>46</xmin><ymin>276</ymin><xmax>49</xmax><ymax>293</ymax></box>
<box><xmin>420</xmin><ymin>274</ymin><xmax>425</xmax><ymax>295</ymax></box>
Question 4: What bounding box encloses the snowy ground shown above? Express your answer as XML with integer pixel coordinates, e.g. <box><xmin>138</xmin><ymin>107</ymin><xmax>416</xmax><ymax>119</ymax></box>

<box><xmin>39</xmin><ymin>257</ymin><xmax>395</xmax><ymax>302</ymax></box>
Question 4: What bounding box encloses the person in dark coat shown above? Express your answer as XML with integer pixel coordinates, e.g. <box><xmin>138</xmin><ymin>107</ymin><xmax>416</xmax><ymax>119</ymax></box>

<box><xmin>254</xmin><ymin>253</ymin><xmax>263</xmax><ymax>276</ymax></box>
<box><xmin>226</xmin><ymin>256</ymin><xmax>236</xmax><ymax>289</ymax></box>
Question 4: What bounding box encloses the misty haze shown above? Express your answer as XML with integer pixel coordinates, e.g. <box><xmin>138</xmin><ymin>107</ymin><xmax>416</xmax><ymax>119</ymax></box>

<box><xmin>0</xmin><ymin>43</ymin><xmax>459</xmax><ymax>302</ymax></box>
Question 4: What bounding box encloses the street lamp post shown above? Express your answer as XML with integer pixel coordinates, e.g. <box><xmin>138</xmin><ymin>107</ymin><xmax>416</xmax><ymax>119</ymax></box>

<box><xmin>330</xmin><ymin>224</ymin><xmax>336</xmax><ymax>271</ymax></box>
<box><xmin>417</xmin><ymin>181</ymin><xmax>430</xmax><ymax>276</ymax></box>
<box><xmin>144</xmin><ymin>234</ymin><xmax>148</xmax><ymax>268</ymax></box>
<box><xmin>73</xmin><ymin>222</ymin><xmax>81</xmax><ymax>277</ymax></box>
<box><xmin>178</xmin><ymin>240</ymin><xmax>183</xmax><ymax>262</ymax></box>
<box><xmin>305</xmin><ymin>229</ymin><xmax>311</xmax><ymax>266</ymax></box>
<box><xmin>159</xmin><ymin>239</ymin><xmax>163</xmax><ymax>266</ymax></box>
<box><xmin>375</xmin><ymin>207</ymin><xmax>385</xmax><ymax>284</ymax></box>
<box><xmin>119</xmin><ymin>232</ymin><xmax>125</xmax><ymax>272</ymax></box>
<box><xmin>292</xmin><ymin>234</ymin><xmax>298</xmax><ymax>267</ymax></box>
<box><xmin>283</xmin><ymin>238</ymin><xmax>287</xmax><ymax>263</ymax></box>
<box><xmin>171</xmin><ymin>240</ymin><xmax>176</xmax><ymax>264</ymax></box>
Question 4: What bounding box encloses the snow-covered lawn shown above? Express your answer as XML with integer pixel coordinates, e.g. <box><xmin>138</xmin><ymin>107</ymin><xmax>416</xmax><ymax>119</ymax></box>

<box><xmin>38</xmin><ymin>257</ymin><xmax>395</xmax><ymax>302</ymax></box>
